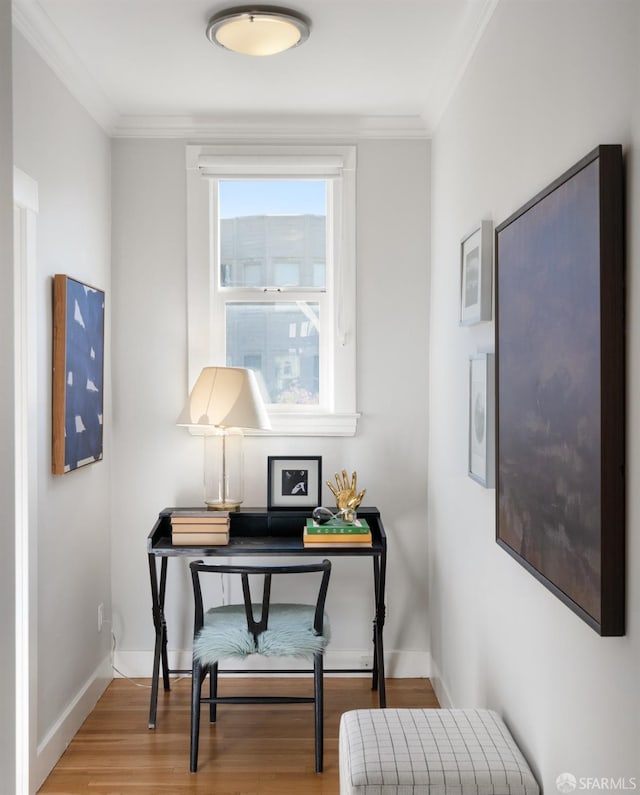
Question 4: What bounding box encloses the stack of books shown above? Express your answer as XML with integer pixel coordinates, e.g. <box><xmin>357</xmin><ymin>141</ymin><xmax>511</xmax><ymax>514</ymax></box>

<box><xmin>170</xmin><ymin>510</ymin><xmax>230</xmax><ymax>546</ymax></box>
<box><xmin>303</xmin><ymin>517</ymin><xmax>372</xmax><ymax>547</ymax></box>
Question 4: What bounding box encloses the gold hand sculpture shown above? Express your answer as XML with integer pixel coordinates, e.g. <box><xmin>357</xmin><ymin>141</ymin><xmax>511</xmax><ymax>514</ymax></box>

<box><xmin>327</xmin><ymin>469</ymin><xmax>366</xmax><ymax>511</ymax></box>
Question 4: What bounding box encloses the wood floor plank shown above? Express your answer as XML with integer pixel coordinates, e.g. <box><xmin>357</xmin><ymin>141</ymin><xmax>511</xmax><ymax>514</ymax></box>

<box><xmin>38</xmin><ymin>676</ymin><xmax>439</xmax><ymax>794</ymax></box>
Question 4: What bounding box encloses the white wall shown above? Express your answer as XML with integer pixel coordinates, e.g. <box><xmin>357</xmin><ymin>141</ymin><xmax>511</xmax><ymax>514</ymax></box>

<box><xmin>0</xmin><ymin>0</ymin><xmax>16</xmax><ymax>789</ymax></box>
<box><xmin>428</xmin><ymin>0</ymin><xmax>640</xmax><ymax>787</ymax></box>
<box><xmin>110</xmin><ymin>137</ymin><xmax>431</xmax><ymax>677</ymax></box>
<box><xmin>12</xmin><ymin>0</ymin><xmax>640</xmax><ymax>787</ymax></box>
<box><xmin>12</xmin><ymin>31</ymin><xmax>113</xmax><ymax>787</ymax></box>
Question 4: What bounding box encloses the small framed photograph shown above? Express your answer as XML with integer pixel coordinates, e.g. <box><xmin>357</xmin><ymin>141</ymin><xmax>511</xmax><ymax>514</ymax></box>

<box><xmin>267</xmin><ymin>456</ymin><xmax>322</xmax><ymax>510</ymax></box>
<box><xmin>460</xmin><ymin>220</ymin><xmax>493</xmax><ymax>325</ymax></box>
<box><xmin>468</xmin><ymin>353</ymin><xmax>494</xmax><ymax>488</ymax></box>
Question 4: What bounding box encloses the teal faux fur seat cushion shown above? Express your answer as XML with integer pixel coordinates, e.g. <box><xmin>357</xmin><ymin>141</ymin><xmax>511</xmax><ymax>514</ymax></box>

<box><xmin>193</xmin><ymin>603</ymin><xmax>330</xmax><ymax>665</ymax></box>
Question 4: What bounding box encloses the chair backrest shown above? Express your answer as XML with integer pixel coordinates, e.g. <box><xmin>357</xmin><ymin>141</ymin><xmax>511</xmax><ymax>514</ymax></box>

<box><xmin>189</xmin><ymin>560</ymin><xmax>332</xmax><ymax>644</ymax></box>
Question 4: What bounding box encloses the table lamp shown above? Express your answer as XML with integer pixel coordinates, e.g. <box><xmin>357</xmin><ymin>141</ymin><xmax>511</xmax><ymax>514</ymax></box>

<box><xmin>177</xmin><ymin>367</ymin><xmax>271</xmax><ymax>509</ymax></box>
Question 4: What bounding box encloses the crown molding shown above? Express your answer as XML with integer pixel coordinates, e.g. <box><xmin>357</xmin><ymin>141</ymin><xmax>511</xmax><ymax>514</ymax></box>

<box><xmin>12</xmin><ymin>0</ymin><xmax>118</xmax><ymax>134</ymax></box>
<box><xmin>428</xmin><ymin>0</ymin><xmax>500</xmax><ymax>132</ymax></box>
<box><xmin>112</xmin><ymin>113</ymin><xmax>430</xmax><ymax>140</ymax></box>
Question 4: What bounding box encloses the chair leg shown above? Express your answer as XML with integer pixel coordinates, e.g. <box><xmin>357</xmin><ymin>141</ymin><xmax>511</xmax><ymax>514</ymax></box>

<box><xmin>190</xmin><ymin>661</ymin><xmax>205</xmax><ymax>772</ymax></box>
<box><xmin>209</xmin><ymin>662</ymin><xmax>218</xmax><ymax>723</ymax></box>
<box><xmin>313</xmin><ymin>652</ymin><xmax>324</xmax><ymax>773</ymax></box>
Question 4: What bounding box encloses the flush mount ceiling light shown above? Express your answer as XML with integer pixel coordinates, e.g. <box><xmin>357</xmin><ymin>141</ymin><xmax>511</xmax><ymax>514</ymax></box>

<box><xmin>206</xmin><ymin>6</ymin><xmax>310</xmax><ymax>56</ymax></box>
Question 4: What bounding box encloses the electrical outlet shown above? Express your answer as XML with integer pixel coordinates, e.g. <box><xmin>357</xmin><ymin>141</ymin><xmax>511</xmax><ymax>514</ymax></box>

<box><xmin>97</xmin><ymin>603</ymin><xmax>104</xmax><ymax>633</ymax></box>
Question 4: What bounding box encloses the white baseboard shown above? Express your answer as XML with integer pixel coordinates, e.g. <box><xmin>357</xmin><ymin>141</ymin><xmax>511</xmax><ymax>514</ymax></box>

<box><xmin>384</xmin><ymin>651</ymin><xmax>431</xmax><ymax>678</ymax></box>
<box><xmin>36</xmin><ymin>656</ymin><xmax>112</xmax><ymax>790</ymax></box>
<box><xmin>113</xmin><ymin>649</ymin><xmax>431</xmax><ymax>679</ymax></box>
<box><xmin>428</xmin><ymin>658</ymin><xmax>454</xmax><ymax>708</ymax></box>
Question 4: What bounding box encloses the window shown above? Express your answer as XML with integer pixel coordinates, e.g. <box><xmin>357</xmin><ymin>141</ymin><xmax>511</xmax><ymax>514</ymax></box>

<box><xmin>219</xmin><ymin>178</ymin><xmax>324</xmax><ymax>406</ymax></box>
<box><xmin>186</xmin><ymin>145</ymin><xmax>357</xmax><ymax>435</ymax></box>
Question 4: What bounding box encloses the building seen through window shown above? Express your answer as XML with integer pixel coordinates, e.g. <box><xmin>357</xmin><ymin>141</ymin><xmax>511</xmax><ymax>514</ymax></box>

<box><xmin>220</xmin><ymin>214</ymin><xmax>326</xmax><ymax>288</ymax></box>
<box><xmin>226</xmin><ymin>300</ymin><xmax>320</xmax><ymax>404</ymax></box>
<box><xmin>220</xmin><ymin>207</ymin><xmax>326</xmax><ymax>405</ymax></box>
<box><xmin>219</xmin><ymin>179</ymin><xmax>326</xmax><ymax>405</ymax></box>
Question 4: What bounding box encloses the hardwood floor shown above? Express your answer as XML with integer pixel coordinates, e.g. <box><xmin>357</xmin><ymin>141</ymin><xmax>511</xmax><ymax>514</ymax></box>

<box><xmin>38</xmin><ymin>676</ymin><xmax>439</xmax><ymax>794</ymax></box>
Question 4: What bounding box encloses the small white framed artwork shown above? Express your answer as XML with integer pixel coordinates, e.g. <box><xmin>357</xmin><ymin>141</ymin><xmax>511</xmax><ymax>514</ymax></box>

<box><xmin>460</xmin><ymin>220</ymin><xmax>493</xmax><ymax>325</ymax></box>
<box><xmin>468</xmin><ymin>353</ymin><xmax>495</xmax><ymax>488</ymax></box>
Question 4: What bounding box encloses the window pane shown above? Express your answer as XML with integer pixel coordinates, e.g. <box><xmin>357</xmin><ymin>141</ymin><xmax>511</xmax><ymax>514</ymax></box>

<box><xmin>219</xmin><ymin>180</ymin><xmax>326</xmax><ymax>288</ymax></box>
<box><xmin>226</xmin><ymin>302</ymin><xmax>319</xmax><ymax>405</ymax></box>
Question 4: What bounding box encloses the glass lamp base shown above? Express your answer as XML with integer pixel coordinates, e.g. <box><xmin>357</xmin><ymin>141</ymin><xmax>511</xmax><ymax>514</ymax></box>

<box><xmin>203</xmin><ymin>429</ymin><xmax>244</xmax><ymax>508</ymax></box>
<box><xmin>205</xmin><ymin>501</ymin><xmax>241</xmax><ymax>511</ymax></box>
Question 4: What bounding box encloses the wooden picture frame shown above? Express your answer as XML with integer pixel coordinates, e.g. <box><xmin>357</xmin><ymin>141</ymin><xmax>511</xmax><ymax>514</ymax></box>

<box><xmin>267</xmin><ymin>456</ymin><xmax>322</xmax><ymax>510</ymax></box>
<box><xmin>460</xmin><ymin>220</ymin><xmax>493</xmax><ymax>325</ymax></box>
<box><xmin>468</xmin><ymin>353</ymin><xmax>494</xmax><ymax>488</ymax></box>
<box><xmin>52</xmin><ymin>274</ymin><xmax>105</xmax><ymax>474</ymax></box>
<box><xmin>495</xmin><ymin>145</ymin><xmax>625</xmax><ymax>636</ymax></box>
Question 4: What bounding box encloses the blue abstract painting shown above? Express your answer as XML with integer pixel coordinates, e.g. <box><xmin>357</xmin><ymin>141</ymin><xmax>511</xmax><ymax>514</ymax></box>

<box><xmin>53</xmin><ymin>275</ymin><xmax>105</xmax><ymax>474</ymax></box>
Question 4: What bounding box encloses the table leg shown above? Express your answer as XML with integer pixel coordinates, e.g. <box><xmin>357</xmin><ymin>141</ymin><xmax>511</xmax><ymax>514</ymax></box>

<box><xmin>158</xmin><ymin>557</ymin><xmax>170</xmax><ymax>691</ymax></box>
<box><xmin>148</xmin><ymin>555</ymin><xmax>170</xmax><ymax>729</ymax></box>
<box><xmin>372</xmin><ymin>552</ymin><xmax>387</xmax><ymax>708</ymax></box>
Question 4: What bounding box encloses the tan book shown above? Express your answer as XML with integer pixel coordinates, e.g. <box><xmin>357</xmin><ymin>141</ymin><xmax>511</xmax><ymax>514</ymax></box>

<box><xmin>303</xmin><ymin>528</ymin><xmax>372</xmax><ymax>545</ymax></box>
<box><xmin>171</xmin><ymin>522</ymin><xmax>229</xmax><ymax>534</ymax></box>
<box><xmin>171</xmin><ymin>531</ymin><xmax>229</xmax><ymax>546</ymax></box>
<box><xmin>171</xmin><ymin>510</ymin><xmax>230</xmax><ymax>525</ymax></box>
<box><xmin>304</xmin><ymin>540</ymin><xmax>372</xmax><ymax>548</ymax></box>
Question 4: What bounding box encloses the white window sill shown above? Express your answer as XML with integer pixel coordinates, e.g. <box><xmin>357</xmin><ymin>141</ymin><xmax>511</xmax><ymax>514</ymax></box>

<box><xmin>250</xmin><ymin>411</ymin><xmax>360</xmax><ymax>437</ymax></box>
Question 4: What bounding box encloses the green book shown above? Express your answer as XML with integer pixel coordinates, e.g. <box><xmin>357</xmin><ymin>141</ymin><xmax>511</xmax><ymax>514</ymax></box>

<box><xmin>305</xmin><ymin>518</ymin><xmax>370</xmax><ymax>534</ymax></box>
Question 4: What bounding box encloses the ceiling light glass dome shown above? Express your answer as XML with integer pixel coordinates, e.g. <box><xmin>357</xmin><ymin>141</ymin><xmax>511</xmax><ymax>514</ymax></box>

<box><xmin>206</xmin><ymin>7</ymin><xmax>310</xmax><ymax>56</ymax></box>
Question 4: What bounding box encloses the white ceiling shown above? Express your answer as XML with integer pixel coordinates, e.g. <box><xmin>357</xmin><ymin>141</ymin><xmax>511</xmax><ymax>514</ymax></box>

<box><xmin>13</xmin><ymin>0</ymin><xmax>499</xmax><ymax>137</ymax></box>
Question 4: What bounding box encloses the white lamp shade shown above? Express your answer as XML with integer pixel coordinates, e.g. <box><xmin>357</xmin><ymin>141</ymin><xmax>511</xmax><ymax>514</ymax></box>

<box><xmin>177</xmin><ymin>367</ymin><xmax>271</xmax><ymax>430</ymax></box>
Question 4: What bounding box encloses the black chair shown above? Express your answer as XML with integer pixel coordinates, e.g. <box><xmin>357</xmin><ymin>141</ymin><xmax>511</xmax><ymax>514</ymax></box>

<box><xmin>189</xmin><ymin>560</ymin><xmax>332</xmax><ymax>773</ymax></box>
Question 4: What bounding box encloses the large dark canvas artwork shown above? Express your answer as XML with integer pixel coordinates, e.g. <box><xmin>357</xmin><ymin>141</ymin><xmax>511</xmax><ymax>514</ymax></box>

<box><xmin>52</xmin><ymin>274</ymin><xmax>105</xmax><ymax>474</ymax></box>
<box><xmin>495</xmin><ymin>145</ymin><xmax>625</xmax><ymax>636</ymax></box>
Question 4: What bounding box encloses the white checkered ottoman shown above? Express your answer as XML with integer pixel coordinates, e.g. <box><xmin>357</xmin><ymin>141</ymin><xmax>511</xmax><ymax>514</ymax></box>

<box><xmin>339</xmin><ymin>709</ymin><xmax>539</xmax><ymax>795</ymax></box>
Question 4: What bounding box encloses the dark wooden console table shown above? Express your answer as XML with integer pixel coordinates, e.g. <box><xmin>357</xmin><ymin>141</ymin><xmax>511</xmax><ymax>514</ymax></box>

<box><xmin>147</xmin><ymin>506</ymin><xmax>387</xmax><ymax>728</ymax></box>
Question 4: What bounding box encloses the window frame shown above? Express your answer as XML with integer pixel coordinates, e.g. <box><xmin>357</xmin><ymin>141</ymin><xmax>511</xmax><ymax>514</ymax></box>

<box><xmin>186</xmin><ymin>144</ymin><xmax>358</xmax><ymax>436</ymax></box>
